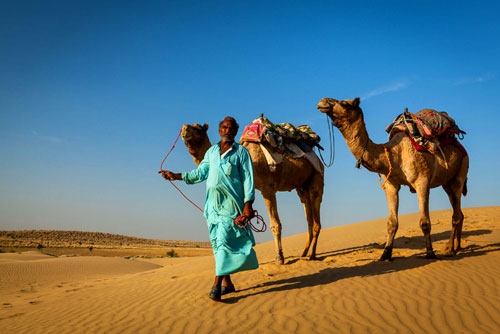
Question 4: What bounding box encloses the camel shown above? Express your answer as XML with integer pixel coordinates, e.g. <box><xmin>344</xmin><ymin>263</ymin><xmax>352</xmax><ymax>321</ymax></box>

<box><xmin>317</xmin><ymin>97</ymin><xmax>469</xmax><ymax>260</ymax></box>
<box><xmin>181</xmin><ymin>123</ymin><xmax>324</xmax><ymax>264</ymax></box>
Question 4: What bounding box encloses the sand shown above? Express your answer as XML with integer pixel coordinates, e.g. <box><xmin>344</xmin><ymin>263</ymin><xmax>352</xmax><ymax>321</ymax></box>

<box><xmin>1</xmin><ymin>206</ymin><xmax>499</xmax><ymax>334</ymax></box>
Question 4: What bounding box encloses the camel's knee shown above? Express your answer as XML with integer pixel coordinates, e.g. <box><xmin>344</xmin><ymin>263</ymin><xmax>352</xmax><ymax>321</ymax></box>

<box><xmin>313</xmin><ymin>224</ymin><xmax>321</xmax><ymax>235</ymax></box>
<box><xmin>420</xmin><ymin>220</ymin><xmax>431</xmax><ymax>234</ymax></box>
<box><xmin>452</xmin><ymin>211</ymin><xmax>464</xmax><ymax>224</ymax></box>
<box><xmin>387</xmin><ymin>218</ymin><xmax>398</xmax><ymax>234</ymax></box>
<box><xmin>270</xmin><ymin>224</ymin><xmax>282</xmax><ymax>236</ymax></box>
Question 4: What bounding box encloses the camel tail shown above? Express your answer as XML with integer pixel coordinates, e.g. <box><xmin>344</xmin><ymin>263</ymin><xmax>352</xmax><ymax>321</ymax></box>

<box><xmin>462</xmin><ymin>177</ymin><xmax>468</xmax><ymax>197</ymax></box>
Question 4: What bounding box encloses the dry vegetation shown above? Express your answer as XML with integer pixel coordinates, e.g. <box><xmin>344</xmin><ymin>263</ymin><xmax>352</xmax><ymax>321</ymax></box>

<box><xmin>0</xmin><ymin>230</ymin><xmax>212</xmax><ymax>257</ymax></box>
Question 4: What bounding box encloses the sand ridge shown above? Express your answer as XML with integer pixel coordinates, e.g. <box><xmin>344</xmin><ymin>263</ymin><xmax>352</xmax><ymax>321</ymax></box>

<box><xmin>1</xmin><ymin>206</ymin><xmax>500</xmax><ymax>333</ymax></box>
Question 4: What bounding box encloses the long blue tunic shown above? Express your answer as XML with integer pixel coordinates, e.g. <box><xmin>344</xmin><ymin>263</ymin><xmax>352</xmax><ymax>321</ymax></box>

<box><xmin>182</xmin><ymin>143</ymin><xmax>259</xmax><ymax>276</ymax></box>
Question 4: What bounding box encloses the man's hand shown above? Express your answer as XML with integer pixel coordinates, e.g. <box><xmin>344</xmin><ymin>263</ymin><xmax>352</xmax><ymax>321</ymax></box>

<box><xmin>158</xmin><ymin>170</ymin><xmax>182</xmax><ymax>181</ymax></box>
<box><xmin>234</xmin><ymin>201</ymin><xmax>255</xmax><ymax>228</ymax></box>
<box><xmin>242</xmin><ymin>201</ymin><xmax>255</xmax><ymax>220</ymax></box>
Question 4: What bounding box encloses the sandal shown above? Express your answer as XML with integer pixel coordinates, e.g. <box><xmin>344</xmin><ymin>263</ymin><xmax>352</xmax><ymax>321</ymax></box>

<box><xmin>209</xmin><ymin>286</ymin><xmax>222</xmax><ymax>302</ymax></box>
<box><xmin>221</xmin><ymin>285</ymin><xmax>236</xmax><ymax>295</ymax></box>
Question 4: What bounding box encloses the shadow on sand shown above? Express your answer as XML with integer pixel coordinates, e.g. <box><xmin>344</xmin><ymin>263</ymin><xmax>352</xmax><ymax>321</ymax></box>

<box><xmin>224</xmin><ymin>230</ymin><xmax>499</xmax><ymax>304</ymax></box>
<box><xmin>288</xmin><ymin>228</ymin><xmax>493</xmax><ymax>263</ymax></box>
<box><xmin>391</xmin><ymin>228</ymin><xmax>492</xmax><ymax>250</ymax></box>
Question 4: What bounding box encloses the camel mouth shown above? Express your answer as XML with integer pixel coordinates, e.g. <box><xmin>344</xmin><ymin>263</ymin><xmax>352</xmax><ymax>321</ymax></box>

<box><xmin>317</xmin><ymin>105</ymin><xmax>331</xmax><ymax>113</ymax></box>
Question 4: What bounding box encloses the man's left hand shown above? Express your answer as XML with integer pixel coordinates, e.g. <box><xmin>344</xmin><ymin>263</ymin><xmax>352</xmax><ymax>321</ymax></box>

<box><xmin>242</xmin><ymin>201</ymin><xmax>255</xmax><ymax>220</ymax></box>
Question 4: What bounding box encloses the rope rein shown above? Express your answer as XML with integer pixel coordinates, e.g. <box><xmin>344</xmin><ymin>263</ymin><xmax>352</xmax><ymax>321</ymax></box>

<box><xmin>378</xmin><ymin>144</ymin><xmax>392</xmax><ymax>189</ymax></box>
<box><xmin>318</xmin><ymin>113</ymin><xmax>335</xmax><ymax>167</ymax></box>
<box><xmin>234</xmin><ymin>210</ymin><xmax>267</xmax><ymax>232</ymax></box>
<box><xmin>160</xmin><ymin>130</ymin><xmax>181</xmax><ymax>171</ymax></box>
<box><xmin>159</xmin><ymin>128</ymin><xmax>266</xmax><ymax>232</ymax></box>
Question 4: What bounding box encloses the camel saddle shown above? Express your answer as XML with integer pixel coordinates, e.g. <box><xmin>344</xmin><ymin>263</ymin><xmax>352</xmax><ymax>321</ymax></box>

<box><xmin>240</xmin><ymin>116</ymin><xmax>324</xmax><ymax>174</ymax></box>
<box><xmin>386</xmin><ymin>109</ymin><xmax>467</xmax><ymax>157</ymax></box>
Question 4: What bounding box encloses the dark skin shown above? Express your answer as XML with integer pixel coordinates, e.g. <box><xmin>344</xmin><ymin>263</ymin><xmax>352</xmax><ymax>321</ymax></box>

<box><xmin>159</xmin><ymin>119</ymin><xmax>254</xmax><ymax>290</ymax></box>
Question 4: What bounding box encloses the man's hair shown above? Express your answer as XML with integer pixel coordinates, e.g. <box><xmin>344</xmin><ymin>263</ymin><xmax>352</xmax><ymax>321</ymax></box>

<box><xmin>219</xmin><ymin>116</ymin><xmax>239</xmax><ymax>131</ymax></box>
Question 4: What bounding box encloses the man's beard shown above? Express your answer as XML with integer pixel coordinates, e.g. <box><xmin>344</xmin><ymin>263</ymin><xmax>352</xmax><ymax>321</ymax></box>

<box><xmin>221</xmin><ymin>136</ymin><xmax>234</xmax><ymax>143</ymax></box>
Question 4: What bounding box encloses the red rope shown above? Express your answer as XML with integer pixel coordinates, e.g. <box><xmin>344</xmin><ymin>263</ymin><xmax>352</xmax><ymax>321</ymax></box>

<box><xmin>159</xmin><ymin>128</ymin><xmax>266</xmax><ymax>231</ymax></box>
<box><xmin>160</xmin><ymin>130</ymin><xmax>182</xmax><ymax>171</ymax></box>
<box><xmin>234</xmin><ymin>210</ymin><xmax>267</xmax><ymax>232</ymax></box>
<box><xmin>159</xmin><ymin>129</ymin><xmax>204</xmax><ymax>213</ymax></box>
<box><xmin>168</xmin><ymin>180</ymin><xmax>204</xmax><ymax>213</ymax></box>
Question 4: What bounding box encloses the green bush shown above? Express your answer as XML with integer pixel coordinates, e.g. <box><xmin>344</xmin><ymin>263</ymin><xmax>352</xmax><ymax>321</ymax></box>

<box><xmin>166</xmin><ymin>249</ymin><xmax>179</xmax><ymax>258</ymax></box>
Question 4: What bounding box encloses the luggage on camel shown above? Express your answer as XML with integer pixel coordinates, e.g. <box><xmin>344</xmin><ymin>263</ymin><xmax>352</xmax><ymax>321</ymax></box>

<box><xmin>386</xmin><ymin>109</ymin><xmax>467</xmax><ymax>162</ymax></box>
<box><xmin>240</xmin><ymin>115</ymin><xmax>323</xmax><ymax>174</ymax></box>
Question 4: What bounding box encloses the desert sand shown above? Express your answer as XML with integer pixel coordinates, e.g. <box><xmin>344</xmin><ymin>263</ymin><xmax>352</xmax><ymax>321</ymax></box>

<box><xmin>1</xmin><ymin>206</ymin><xmax>499</xmax><ymax>334</ymax></box>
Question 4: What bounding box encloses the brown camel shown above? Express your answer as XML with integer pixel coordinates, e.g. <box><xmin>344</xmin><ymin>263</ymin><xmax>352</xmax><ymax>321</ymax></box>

<box><xmin>317</xmin><ymin>97</ymin><xmax>469</xmax><ymax>260</ymax></box>
<box><xmin>181</xmin><ymin>123</ymin><xmax>324</xmax><ymax>264</ymax></box>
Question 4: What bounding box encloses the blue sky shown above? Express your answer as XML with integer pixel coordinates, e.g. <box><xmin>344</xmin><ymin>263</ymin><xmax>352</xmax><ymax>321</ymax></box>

<box><xmin>1</xmin><ymin>0</ymin><xmax>499</xmax><ymax>243</ymax></box>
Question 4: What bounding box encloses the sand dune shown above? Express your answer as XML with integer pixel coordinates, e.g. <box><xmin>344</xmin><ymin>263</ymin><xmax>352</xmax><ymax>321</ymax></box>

<box><xmin>1</xmin><ymin>206</ymin><xmax>499</xmax><ymax>333</ymax></box>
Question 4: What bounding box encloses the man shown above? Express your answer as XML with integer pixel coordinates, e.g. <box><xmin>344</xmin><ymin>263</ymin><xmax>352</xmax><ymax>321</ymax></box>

<box><xmin>160</xmin><ymin>116</ymin><xmax>258</xmax><ymax>302</ymax></box>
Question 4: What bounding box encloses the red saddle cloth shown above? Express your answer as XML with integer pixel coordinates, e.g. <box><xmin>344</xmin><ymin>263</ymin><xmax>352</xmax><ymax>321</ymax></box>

<box><xmin>240</xmin><ymin>120</ymin><xmax>263</xmax><ymax>143</ymax></box>
<box><xmin>386</xmin><ymin>109</ymin><xmax>467</xmax><ymax>156</ymax></box>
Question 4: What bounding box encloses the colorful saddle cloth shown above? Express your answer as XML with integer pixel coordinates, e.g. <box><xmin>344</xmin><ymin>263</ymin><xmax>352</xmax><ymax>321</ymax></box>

<box><xmin>386</xmin><ymin>109</ymin><xmax>466</xmax><ymax>155</ymax></box>
<box><xmin>240</xmin><ymin>116</ymin><xmax>321</xmax><ymax>153</ymax></box>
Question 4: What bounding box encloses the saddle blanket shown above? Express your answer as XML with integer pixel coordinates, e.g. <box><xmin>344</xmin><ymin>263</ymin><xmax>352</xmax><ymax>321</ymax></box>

<box><xmin>240</xmin><ymin>116</ymin><xmax>321</xmax><ymax>153</ymax></box>
<box><xmin>240</xmin><ymin>116</ymin><xmax>324</xmax><ymax>174</ymax></box>
<box><xmin>386</xmin><ymin>109</ymin><xmax>466</xmax><ymax>155</ymax></box>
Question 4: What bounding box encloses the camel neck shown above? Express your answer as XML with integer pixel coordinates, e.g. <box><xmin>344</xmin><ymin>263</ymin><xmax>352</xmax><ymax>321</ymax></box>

<box><xmin>187</xmin><ymin>136</ymin><xmax>212</xmax><ymax>166</ymax></box>
<box><xmin>338</xmin><ymin>113</ymin><xmax>390</xmax><ymax>175</ymax></box>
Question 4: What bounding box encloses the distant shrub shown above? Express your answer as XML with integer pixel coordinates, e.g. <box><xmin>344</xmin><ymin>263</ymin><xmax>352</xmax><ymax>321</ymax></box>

<box><xmin>37</xmin><ymin>243</ymin><xmax>44</xmax><ymax>250</ymax></box>
<box><xmin>166</xmin><ymin>249</ymin><xmax>179</xmax><ymax>258</ymax></box>
<box><xmin>89</xmin><ymin>246</ymin><xmax>94</xmax><ymax>252</ymax></box>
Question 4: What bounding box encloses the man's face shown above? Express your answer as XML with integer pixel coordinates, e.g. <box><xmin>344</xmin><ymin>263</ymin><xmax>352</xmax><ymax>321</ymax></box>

<box><xmin>219</xmin><ymin>120</ymin><xmax>238</xmax><ymax>143</ymax></box>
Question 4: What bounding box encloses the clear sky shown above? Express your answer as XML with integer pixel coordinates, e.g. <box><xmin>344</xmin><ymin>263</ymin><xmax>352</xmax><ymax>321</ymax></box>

<box><xmin>1</xmin><ymin>0</ymin><xmax>499</xmax><ymax>243</ymax></box>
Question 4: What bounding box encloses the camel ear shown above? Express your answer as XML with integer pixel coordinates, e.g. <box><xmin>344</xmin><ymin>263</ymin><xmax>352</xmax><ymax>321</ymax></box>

<box><xmin>353</xmin><ymin>97</ymin><xmax>360</xmax><ymax>107</ymax></box>
<box><xmin>202</xmin><ymin>123</ymin><xmax>209</xmax><ymax>131</ymax></box>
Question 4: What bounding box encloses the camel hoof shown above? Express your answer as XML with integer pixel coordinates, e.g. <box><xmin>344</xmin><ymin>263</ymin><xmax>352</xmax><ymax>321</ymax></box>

<box><xmin>307</xmin><ymin>255</ymin><xmax>318</xmax><ymax>261</ymax></box>
<box><xmin>426</xmin><ymin>250</ymin><xmax>437</xmax><ymax>259</ymax></box>
<box><xmin>379</xmin><ymin>248</ymin><xmax>393</xmax><ymax>261</ymax></box>
<box><xmin>443</xmin><ymin>248</ymin><xmax>457</xmax><ymax>257</ymax></box>
<box><xmin>275</xmin><ymin>255</ymin><xmax>284</xmax><ymax>265</ymax></box>
<box><xmin>442</xmin><ymin>250</ymin><xmax>455</xmax><ymax>257</ymax></box>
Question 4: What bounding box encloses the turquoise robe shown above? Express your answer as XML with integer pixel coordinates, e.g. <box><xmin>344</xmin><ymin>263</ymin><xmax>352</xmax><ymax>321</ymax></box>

<box><xmin>182</xmin><ymin>143</ymin><xmax>259</xmax><ymax>276</ymax></box>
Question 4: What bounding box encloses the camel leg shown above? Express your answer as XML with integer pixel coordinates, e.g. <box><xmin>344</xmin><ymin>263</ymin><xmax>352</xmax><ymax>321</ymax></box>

<box><xmin>443</xmin><ymin>181</ymin><xmax>465</xmax><ymax>256</ymax></box>
<box><xmin>416</xmin><ymin>184</ymin><xmax>436</xmax><ymax>259</ymax></box>
<box><xmin>307</xmin><ymin>172</ymin><xmax>323</xmax><ymax>261</ymax></box>
<box><xmin>262</xmin><ymin>191</ymin><xmax>285</xmax><ymax>265</ymax></box>
<box><xmin>296</xmin><ymin>187</ymin><xmax>314</xmax><ymax>259</ymax></box>
<box><xmin>380</xmin><ymin>182</ymin><xmax>400</xmax><ymax>261</ymax></box>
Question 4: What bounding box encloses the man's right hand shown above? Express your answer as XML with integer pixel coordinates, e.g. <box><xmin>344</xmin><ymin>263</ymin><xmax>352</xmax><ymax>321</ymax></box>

<box><xmin>158</xmin><ymin>170</ymin><xmax>182</xmax><ymax>181</ymax></box>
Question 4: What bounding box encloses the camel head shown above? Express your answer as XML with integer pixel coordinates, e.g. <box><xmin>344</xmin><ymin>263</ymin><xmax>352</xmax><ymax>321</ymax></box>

<box><xmin>317</xmin><ymin>97</ymin><xmax>362</xmax><ymax>127</ymax></box>
<box><xmin>181</xmin><ymin>123</ymin><xmax>211</xmax><ymax>165</ymax></box>
<box><xmin>181</xmin><ymin>123</ymin><xmax>209</xmax><ymax>144</ymax></box>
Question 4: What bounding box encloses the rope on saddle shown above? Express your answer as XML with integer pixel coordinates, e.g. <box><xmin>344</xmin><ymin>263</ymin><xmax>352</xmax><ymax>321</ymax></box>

<box><xmin>318</xmin><ymin>113</ymin><xmax>335</xmax><ymax>167</ymax></box>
